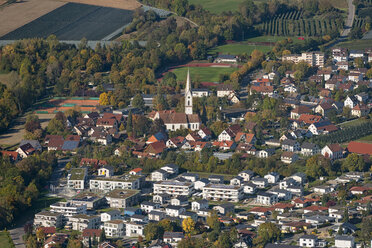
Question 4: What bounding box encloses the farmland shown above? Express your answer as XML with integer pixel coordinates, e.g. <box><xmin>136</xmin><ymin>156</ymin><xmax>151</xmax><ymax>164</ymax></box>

<box><xmin>0</xmin><ymin>0</ymin><xmax>66</xmax><ymax>38</ymax></box>
<box><xmin>171</xmin><ymin>66</ymin><xmax>238</xmax><ymax>82</ymax></box>
<box><xmin>188</xmin><ymin>0</ymin><xmax>245</xmax><ymax>13</ymax></box>
<box><xmin>338</xmin><ymin>39</ymin><xmax>372</xmax><ymax>49</ymax></box>
<box><xmin>1</xmin><ymin>3</ymin><xmax>134</xmax><ymax>40</ymax></box>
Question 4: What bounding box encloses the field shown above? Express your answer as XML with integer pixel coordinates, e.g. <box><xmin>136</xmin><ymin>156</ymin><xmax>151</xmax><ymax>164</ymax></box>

<box><xmin>35</xmin><ymin>97</ymin><xmax>99</xmax><ymax>114</ymax></box>
<box><xmin>171</xmin><ymin>66</ymin><xmax>238</xmax><ymax>82</ymax></box>
<box><xmin>209</xmin><ymin>36</ymin><xmax>306</xmax><ymax>55</ymax></box>
<box><xmin>188</xmin><ymin>0</ymin><xmax>245</xmax><ymax>13</ymax></box>
<box><xmin>338</xmin><ymin>39</ymin><xmax>372</xmax><ymax>49</ymax></box>
<box><xmin>357</xmin><ymin>134</ymin><xmax>372</xmax><ymax>143</ymax></box>
<box><xmin>0</xmin><ymin>0</ymin><xmax>66</xmax><ymax>38</ymax></box>
<box><xmin>1</xmin><ymin>2</ymin><xmax>134</xmax><ymax>40</ymax></box>
<box><xmin>0</xmin><ymin>231</ymin><xmax>13</xmax><ymax>248</ymax></box>
<box><xmin>61</xmin><ymin>0</ymin><xmax>141</xmax><ymax>10</ymax></box>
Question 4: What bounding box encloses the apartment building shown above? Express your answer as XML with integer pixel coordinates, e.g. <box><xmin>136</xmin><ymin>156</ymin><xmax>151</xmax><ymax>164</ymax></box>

<box><xmin>282</xmin><ymin>52</ymin><xmax>324</xmax><ymax>67</ymax></box>
<box><xmin>105</xmin><ymin>189</ymin><xmax>141</xmax><ymax>208</ymax></box>
<box><xmin>153</xmin><ymin>181</ymin><xmax>194</xmax><ymax>197</ymax></box>
<box><xmin>202</xmin><ymin>184</ymin><xmax>244</xmax><ymax>202</ymax></box>
<box><xmin>34</xmin><ymin>211</ymin><xmax>64</xmax><ymax>228</ymax></box>
<box><xmin>67</xmin><ymin>214</ymin><xmax>101</xmax><ymax>231</ymax></box>
<box><xmin>89</xmin><ymin>174</ymin><xmax>143</xmax><ymax>191</ymax></box>
<box><xmin>103</xmin><ymin>220</ymin><xmax>125</xmax><ymax>237</ymax></box>
<box><xmin>50</xmin><ymin>201</ymin><xmax>87</xmax><ymax>217</ymax></box>
<box><xmin>67</xmin><ymin>168</ymin><xmax>87</xmax><ymax>190</ymax></box>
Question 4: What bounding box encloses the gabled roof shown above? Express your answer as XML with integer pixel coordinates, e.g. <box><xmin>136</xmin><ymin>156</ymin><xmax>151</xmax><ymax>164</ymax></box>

<box><xmin>325</xmin><ymin>143</ymin><xmax>343</xmax><ymax>153</ymax></box>
<box><xmin>298</xmin><ymin>114</ymin><xmax>322</xmax><ymax>124</ymax></box>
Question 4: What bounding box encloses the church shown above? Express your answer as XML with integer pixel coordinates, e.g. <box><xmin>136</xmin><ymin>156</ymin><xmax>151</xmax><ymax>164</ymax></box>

<box><xmin>152</xmin><ymin>70</ymin><xmax>201</xmax><ymax>131</ymax></box>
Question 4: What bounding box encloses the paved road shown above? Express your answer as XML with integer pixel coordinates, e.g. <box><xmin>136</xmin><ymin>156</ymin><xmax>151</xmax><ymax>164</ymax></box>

<box><xmin>341</xmin><ymin>0</ymin><xmax>356</xmax><ymax>38</ymax></box>
<box><xmin>9</xmin><ymin>227</ymin><xmax>25</xmax><ymax>248</ymax></box>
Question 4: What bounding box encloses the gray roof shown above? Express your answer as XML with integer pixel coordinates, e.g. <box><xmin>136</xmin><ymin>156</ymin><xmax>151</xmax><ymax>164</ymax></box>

<box><xmin>301</xmin><ymin>142</ymin><xmax>318</xmax><ymax>149</ymax></box>
<box><xmin>335</xmin><ymin>235</ymin><xmax>354</xmax><ymax>241</ymax></box>
<box><xmin>62</xmin><ymin>141</ymin><xmax>79</xmax><ymax>150</ymax></box>
<box><xmin>282</xmin><ymin>139</ymin><xmax>298</xmax><ymax>146</ymax></box>
<box><xmin>300</xmin><ymin>234</ymin><xmax>317</xmax><ymax>239</ymax></box>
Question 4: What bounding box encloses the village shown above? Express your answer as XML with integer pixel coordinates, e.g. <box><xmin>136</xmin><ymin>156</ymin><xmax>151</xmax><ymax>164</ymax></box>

<box><xmin>0</xmin><ymin>44</ymin><xmax>371</xmax><ymax>248</ymax></box>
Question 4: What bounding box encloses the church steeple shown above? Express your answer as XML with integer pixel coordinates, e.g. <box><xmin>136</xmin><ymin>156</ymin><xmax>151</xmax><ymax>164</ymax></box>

<box><xmin>185</xmin><ymin>68</ymin><xmax>193</xmax><ymax>115</ymax></box>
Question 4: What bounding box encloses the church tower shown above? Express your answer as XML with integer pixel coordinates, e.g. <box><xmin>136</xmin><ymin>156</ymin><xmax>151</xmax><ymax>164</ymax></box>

<box><xmin>185</xmin><ymin>69</ymin><xmax>193</xmax><ymax>115</ymax></box>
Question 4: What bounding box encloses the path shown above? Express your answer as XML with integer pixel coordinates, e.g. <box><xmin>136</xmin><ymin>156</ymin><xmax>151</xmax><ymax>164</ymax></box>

<box><xmin>9</xmin><ymin>227</ymin><xmax>25</xmax><ymax>248</ymax></box>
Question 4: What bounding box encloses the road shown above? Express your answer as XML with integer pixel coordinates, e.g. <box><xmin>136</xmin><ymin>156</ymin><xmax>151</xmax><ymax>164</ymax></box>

<box><xmin>340</xmin><ymin>0</ymin><xmax>356</xmax><ymax>38</ymax></box>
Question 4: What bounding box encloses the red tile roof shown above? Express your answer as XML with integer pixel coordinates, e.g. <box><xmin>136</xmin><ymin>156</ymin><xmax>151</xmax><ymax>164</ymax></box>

<box><xmin>0</xmin><ymin>151</ymin><xmax>19</xmax><ymax>161</ymax></box>
<box><xmin>130</xmin><ymin>168</ymin><xmax>143</xmax><ymax>173</ymax></box>
<box><xmin>298</xmin><ymin>114</ymin><xmax>322</xmax><ymax>124</ymax></box>
<box><xmin>347</xmin><ymin>141</ymin><xmax>372</xmax><ymax>156</ymax></box>
<box><xmin>304</xmin><ymin>205</ymin><xmax>328</xmax><ymax>212</ymax></box>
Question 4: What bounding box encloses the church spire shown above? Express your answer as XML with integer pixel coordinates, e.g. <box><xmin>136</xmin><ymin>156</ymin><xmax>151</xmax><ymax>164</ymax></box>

<box><xmin>185</xmin><ymin>68</ymin><xmax>193</xmax><ymax>115</ymax></box>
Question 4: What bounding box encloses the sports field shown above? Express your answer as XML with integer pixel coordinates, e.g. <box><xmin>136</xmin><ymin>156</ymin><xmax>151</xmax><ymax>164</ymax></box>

<box><xmin>1</xmin><ymin>3</ymin><xmax>133</xmax><ymax>40</ymax></box>
<box><xmin>35</xmin><ymin>97</ymin><xmax>99</xmax><ymax>114</ymax></box>
<box><xmin>209</xmin><ymin>36</ymin><xmax>306</xmax><ymax>55</ymax></box>
<box><xmin>171</xmin><ymin>66</ymin><xmax>238</xmax><ymax>82</ymax></box>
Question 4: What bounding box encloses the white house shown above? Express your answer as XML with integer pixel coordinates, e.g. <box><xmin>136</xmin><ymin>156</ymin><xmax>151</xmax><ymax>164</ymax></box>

<box><xmin>103</xmin><ymin>220</ymin><xmax>125</xmax><ymax>237</ymax></box>
<box><xmin>151</xmin><ymin>169</ymin><xmax>169</xmax><ymax>181</ymax></box>
<box><xmin>125</xmin><ymin>222</ymin><xmax>145</xmax><ymax>237</ymax></box>
<box><xmin>256</xmin><ymin>192</ymin><xmax>278</xmax><ymax>205</ymax></box>
<box><xmin>321</xmin><ymin>144</ymin><xmax>343</xmax><ymax>160</ymax></box>
<box><xmin>251</xmin><ymin>177</ymin><xmax>268</xmax><ymax>188</ymax></box>
<box><xmin>98</xmin><ymin>166</ymin><xmax>114</xmax><ymax>178</ymax></box>
<box><xmin>344</xmin><ymin>96</ymin><xmax>358</xmax><ymax>109</ymax></box>
<box><xmin>100</xmin><ymin>210</ymin><xmax>121</xmax><ymax>222</ymax></box>
<box><xmin>238</xmin><ymin>170</ymin><xmax>254</xmax><ymax>181</ymax></box>
<box><xmin>335</xmin><ymin>236</ymin><xmax>355</xmax><ymax>248</ymax></box>
<box><xmin>191</xmin><ymin>200</ymin><xmax>208</xmax><ymax>211</ymax></box>
<box><xmin>264</xmin><ymin>172</ymin><xmax>280</xmax><ymax>184</ymax></box>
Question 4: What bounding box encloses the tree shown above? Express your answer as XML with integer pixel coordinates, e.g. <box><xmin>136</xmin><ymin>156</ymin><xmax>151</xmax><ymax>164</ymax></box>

<box><xmin>67</xmin><ymin>239</ymin><xmax>83</xmax><ymax>248</ymax></box>
<box><xmin>206</xmin><ymin>210</ymin><xmax>221</xmax><ymax>232</ymax></box>
<box><xmin>100</xmin><ymin>228</ymin><xmax>106</xmax><ymax>242</ymax></box>
<box><xmin>367</xmin><ymin>68</ymin><xmax>372</xmax><ymax>79</ymax></box>
<box><xmin>25</xmin><ymin>114</ymin><xmax>41</xmax><ymax>133</ymax></box>
<box><xmin>26</xmin><ymin>235</ymin><xmax>37</xmax><ymax>248</ymax></box>
<box><xmin>305</xmin><ymin>155</ymin><xmax>332</xmax><ymax>180</ymax></box>
<box><xmin>47</xmin><ymin>116</ymin><xmax>66</xmax><ymax>135</ymax></box>
<box><xmin>343</xmin><ymin>208</ymin><xmax>349</xmax><ymax>222</ymax></box>
<box><xmin>132</xmin><ymin>93</ymin><xmax>145</xmax><ymax>110</ymax></box>
<box><xmin>126</xmin><ymin>110</ymin><xmax>133</xmax><ymax>135</ymax></box>
<box><xmin>254</xmin><ymin>222</ymin><xmax>281</xmax><ymax>246</ymax></box>
<box><xmin>342</xmin><ymin>153</ymin><xmax>365</xmax><ymax>172</ymax></box>
<box><xmin>99</xmin><ymin>92</ymin><xmax>110</xmax><ymax>106</ymax></box>
<box><xmin>144</xmin><ymin>222</ymin><xmax>163</xmax><ymax>241</ymax></box>
<box><xmin>182</xmin><ymin>217</ymin><xmax>195</xmax><ymax>237</ymax></box>
<box><xmin>36</xmin><ymin>227</ymin><xmax>45</xmax><ymax>242</ymax></box>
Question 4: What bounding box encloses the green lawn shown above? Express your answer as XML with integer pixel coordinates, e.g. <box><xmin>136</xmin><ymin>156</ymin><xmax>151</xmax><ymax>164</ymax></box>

<box><xmin>209</xmin><ymin>36</ymin><xmax>307</xmax><ymax>56</ymax></box>
<box><xmin>339</xmin><ymin>118</ymin><xmax>370</xmax><ymax>128</ymax></box>
<box><xmin>189</xmin><ymin>0</ymin><xmax>245</xmax><ymax>13</ymax></box>
<box><xmin>338</xmin><ymin>39</ymin><xmax>372</xmax><ymax>50</ymax></box>
<box><xmin>0</xmin><ymin>231</ymin><xmax>14</xmax><ymax>248</ymax></box>
<box><xmin>358</xmin><ymin>134</ymin><xmax>372</xmax><ymax>142</ymax></box>
<box><xmin>171</xmin><ymin>66</ymin><xmax>238</xmax><ymax>82</ymax></box>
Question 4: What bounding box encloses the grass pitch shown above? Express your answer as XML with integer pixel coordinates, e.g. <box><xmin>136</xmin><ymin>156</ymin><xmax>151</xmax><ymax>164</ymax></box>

<box><xmin>171</xmin><ymin>66</ymin><xmax>238</xmax><ymax>82</ymax></box>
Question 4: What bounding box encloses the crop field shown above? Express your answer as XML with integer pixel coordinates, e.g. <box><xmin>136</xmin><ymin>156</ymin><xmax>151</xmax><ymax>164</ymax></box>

<box><xmin>338</xmin><ymin>39</ymin><xmax>372</xmax><ymax>49</ymax></box>
<box><xmin>188</xmin><ymin>0</ymin><xmax>245</xmax><ymax>13</ymax></box>
<box><xmin>171</xmin><ymin>66</ymin><xmax>238</xmax><ymax>82</ymax></box>
<box><xmin>1</xmin><ymin>3</ymin><xmax>134</xmax><ymax>40</ymax></box>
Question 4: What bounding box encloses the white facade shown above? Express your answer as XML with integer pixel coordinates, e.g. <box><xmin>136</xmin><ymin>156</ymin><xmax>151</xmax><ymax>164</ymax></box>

<box><xmin>185</xmin><ymin>69</ymin><xmax>193</xmax><ymax>115</ymax></box>
<box><xmin>89</xmin><ymin>176</ymin><xmax>141</xmax><ymax>191</ymax></box>
<box><xmin>202</xmin><ymin>184</ymin><xmax>243</xmax><ymax>202</ymax></box>
<box><xmin>103</xmin><ymin>220</ymin><xmax>125</xmax><ymax>237</ymax></box>
<box><xmin>34</xmin><ymin>211</ymin><xmax>63</xmax><ymax>228</ymax></box>
<box><xmin>50</xmin><ymin>202</ymin><xmax>87</xmax><ymax>217</ymax></box>
<box><xmin>256</xmin><ymin>193</ymin><xmax>278</xmax><ymax>205</ymax></box>
<box><xmin>335</xmin><ymin>236</ymin><xmax>355</xmax><ymax>248</ymax></box>
<box><xmin>125</xmin><ymin>222</ymin><xmax>145</xmax><ymax>237</ymax></box>
<box><xmin>68</xmin><ymin>215</ymin><xmax>100</xmax><ymax>231</ymax></box>
<box><xmin>153</xmin><ymin>181</ymin><xmax>194</xmax><ymax>197</ymax></box>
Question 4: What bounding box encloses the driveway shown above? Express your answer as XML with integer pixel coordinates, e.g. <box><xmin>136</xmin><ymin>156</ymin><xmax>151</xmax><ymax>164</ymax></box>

<box><xmin>340</xmin><ymin>0</ymin><xmax>356</xmax><ymax>38</ymax></box>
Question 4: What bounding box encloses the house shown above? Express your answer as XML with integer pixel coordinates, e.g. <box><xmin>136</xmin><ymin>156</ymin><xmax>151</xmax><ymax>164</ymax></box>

<box><xmin>50</xmin><ymin>201</ymin><xmax>87</xmax><ymax>217</ymax></box>
<box><xmin>347</xmin><ymin>141</ymin><xmax>372</xmax><ymax>156</ymax></box>
<box><xmin>350</xmin><ymin>186</ymin><xmax>371</xmax><ymax>195</ymax></box>
<box><xmin>281</xmin><ymin>152</ymin><xmax>299</xmax><ymax>164</ymax></box>
<box><xmin>192</xmin><ymin>88</ymin><xmax>211</xmax><ymax>97</ymax></box>
<box><xmin>161</xmin><ymin>164</ymin><xmax>179</xmax><ymax>175</ymax></box>
<box><xmin>215</xmin><ymin>54</ymin><xmax>238</xmax><ymax>63</ymax></box>
<box><xmin>166</xmin><ymin>136</ymin><xmax>185</xmax><ymax>148</ymax></box>
<box><xmin>235</xmin><ymin>133</ymin><xmax>256</xmax><ymax>144</ymax></box>
<box><xmin>230</xmin><ymin>176</ymin><xmax>244</xmax><ymax>186</ymax></box>
<box><xmin>308</xmin><ymin>121</ymin><xmax>338</xmax><ymax>135</ymax></box>
<box><xmin>212</xmin><ymin>140</ymin><xmax>237</xmax><ymax>150</ymax></box>
<box><xmin>145</xmin><ymin>141</ymin><xmax>166</xmax><ymax>157</ymax></box>
<box><xmin>350</xmin><ymin>50</ymin><xmax>364</xmax><ymax>58</ymax></box>
<box><xmin>313</xmin><ymin>185</ymin><xmax>335</xmax><ymax>195</ymax></box>
<box><xmin>125</xmin><ymin>222</ymin><xmax>145</xmax><ymax>237</ymax></box>
<box><xmin>217</xmin><ymin>84</ymin><xmax>235</xmax><ymax>97</ymax></box>
<box><xmin>351</xmin><ymin>104</ymin><xmax>369</xmax><ymax>117</ymax></box>
<box><xmin>301</xmin><ymin>142</ymin><xmax>320</xmax><ymax>156</ymax></box>
<box><xmin>105</xmin><ymin>189</ymin><xmax>140</xmax><ymax>209</ymax></box>
<box><xmin>336</xmin><ymin>61</ymin><xmax>349</xmax><ymax>71</ymax></box>
<box><xmin>257</xmin><ymin>148</ymin><xmax>275</xmax><ymax>158</ymax></box>
<box><xmin>321</xmin><ymin>144</ymin><xmax>343</xmax><ymax>160</ymax></box>
<box><xmin>251</xmin><ymin>177</ymin><xmax>268</xmax><ymax>188</ymax></box>
<box><xmin>269</xmin><ymin>189</ymin><xmax>292</xmax><ymax>201</ymax></box>
<box><xmin>265</xmin><ymin>139</ymin><xmax>281</xmax><ymax>147</ymax></box>
<box><xmin>298</xmin><ymin>114</ymin><xmax>323</xmax><ymax>126</ymax></box>
<box><xmin>191</xmin><ymin>199</ymin><xmax>208</xmax><ymax>211</ymax></box>
<box><xmin>170</xmin><ymin>196</ymin><xmax>188</xmax><ymax>206</ymax></box>
<box><xmin>147</xmin><ymin>132</ymin><xmax>167</xmax><ymax>144</ymax></box>
<box><xmin>98</xmin><ymin>166</ymin><xmax>114</xmax><ymax>178</ymax></box>
<box><xmin>250</xmin><ymin>84</ymin><xmax>274</xmax><ymax>96</ymax></box>
<box><xmin>334</xmin><ymin>236</ymin><xmax>354</xmax><ymax>248</ymax></box>
<box><xmin>141</xmin><ymin>201</ymin><xmax>160</xmax><ymax>213</ymax></box>
<box><xmin>292</xmin><ymin>198</ymin><xmax>312</xmax><ymax>208</ymax></box>
<box><xmin>291</xmin><ymin>106</ymin><xmax>312</xmax><ymax>119</ymax></box>
<box><xmin>194</xmin><ymin>178</ymin><xmax>210</xmax><ymax>190</ymax></box>
<box><xmin>281</xmin><ymin>139</ymin><xmax>300</xmax><ymax>152</ymax></box>
<box><xmin>0</xmin><ymin>151</ymin><xmax>21</xmax><ymax>163</ymax></box>
<box><xmin>16</xmin><ymin>143</ymin><xmax>36</xmax><ymax>158</ymax></box>
<box><xmin>355</xmin><ymin>92</ymin><xmax>368</xmax><ymax>102</ymax></box>
<box><xmin>314</xmin><ymin>103</ymin><xmax>334</xmax><ymax>117</ymax></box>
<box><xmin>163</xmin><ymin>232</ymin><xmax>184</xmax><ymax>247</ymax></box>
<box><xmin>100</xmin><ymin>210</ymin><xmax>121</xmax><ymax>222</ymax></box>
<box><xmin>129</xmin><ymin>168</ymin><xmax>143</xmax><ymax>176</ymax></box>
<box><xmin>236</xmin><ymin>143</ymin><xmax>257</xmax><ymax>155</ymax></box>
<box><xmin>303</xmin><ymin>205</ymin><xmax>328</xmax><ymax>214</ymax></box>
<box><xmin>165</xmin><ymin>205</ymin><xmax>186</xmax><ymax>217</ymax></box>
<box><xmin>256</xmin><ymin>192</ymin><xmax>278</xmax><ymax>205</ymax></box>
<box><xmin>208</xmin><ymin>175</ymin><xmax>224</xmax><ymax>184</ymax></box>
<box><xmin>123</xmin><ymin>207</ymin><xmax>141</xmax><ymax>216</ymax></box>
<box><xmin>43</xmin><ymin>233</ymin><xmax>69</xmax><ymax>248</ymax></box>
<box><xmin>344</xmin><ymin>96</ymin><xmax>358</xmax><ymax>109</ymax></box>
<box><xmin>299</xmin><ymin>235</ymin><xmax>326</xmax><ymax>247</ymax></box>
<box><xmin>238</xmin><ymin>170</ymin><xmax>254</xmax><ymax>181</ymax></box>
<box><xmin>153</xmin><ymin>194</ymin><xmax>171</xmax><ymax>205</ymax></box>
<box><xmin>243</xmin><ymin>182</ymin><xmax>257</xmax><ymax>194</ymax></box>
<box><xmin>181</xmin><ymin>173</ymin><xmax>199</xmax><ymax>182</ymax></box>
<box><xmin>213</xmin><ymin>203</ymin><xmax>235</xmax><ymax>215</ymax></box>
<box><xmin>218</xmin><ymin>124</ymin><xmax>241</xmax><ymax>141</ymax></box>
<box><xmin>151</xmin><ymin>169</ymin><xmax>169</xmax><ymax>182</ymax></box>
<box><xmin>148</xmin><ymin>210</ymin><xmax>166</xmax><ymax>221</ymax></box>
<box><xmin>82</xmin><ymin>229</ymin><xmax>102</xmax><ymax>245</ymax></box>
<box><xmin>198</xmin><ymin>128</ymin><xmax>212</xmax><ymax>140</ymax></box>
<box><xmin>290</xmin><ymin>172</ymin><xmax>307</xmax><ymax>184</ymax></box>
<box><xmin>264</xmin><ymin>172</ymin><xmax>280</xmax><ymax>184</ymax></box>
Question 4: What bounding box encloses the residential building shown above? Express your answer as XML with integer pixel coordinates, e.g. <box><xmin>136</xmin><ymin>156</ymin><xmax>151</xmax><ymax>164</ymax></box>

<box><xmin>321</xmin><ymin>144</ymin><xmax>343</xmax><ymax>160</ymax></box>
<box><xmin>213</xmin><ymin>203</ymin><xmax>235</xmax><ymax>215</ymax></box>
<box><xmin>89</xmin><ymin>174</ymin><xmax>142</xmax><ymax>191</ymax></box>
<box><xmin>153</xmin><ymin>181</ymin><xmax>194</xmax><ymax>196</ymax></box>
<box><xmin>301</xmin><ymin>142</ymin><xmax>320</xmax><ymax>156</ymax></box>
<box><xmin>334</xmin><ymin>236</ymin><xmax>355</xmax><ymax>248</ymax></box>
<box><xmin>202</xmin><ymin>184</ymin><xmax>243</xmax><ymax>202</ymax></box>
<box><xmin>151</xmin><ymin>169</ymin><xmax>169</xmax><ymax>181</ymax></box>
<box><xmin>67</xmin><ymin>168</ymin><xmax>87</xmax><ymax>190</ymax></box>
<box><xmin>281</xmin><ymin>139</ymin><xmax>300</xmax><ymax>152</ymax></box>
<box><xmin>100</xmin><ymin>210</ymin><xmax>120</xmax><ymax>222</ymax></box>
<box><xmin>282</xmin><ymin>52</ymin><xmax>324</xmax><ymax>67</ymax></box>
<box><xmin>34</xmin><ymin>211</ymin><xmax>64</xmax><ymax>228</ymax></box>
<box><xmin>50</xmin><ymin>201</ymin><xmax>87</xmax><ymax>217</ymax></box>
<box><xmin>256</xmin><ymin>192</ymin><xmax>278</xmax><ymax>205</ymax></box>
<box><xmin>68</xmin><ymin>215</ymin><xmax>100</xmax><ymax>231</ymax></box>
<box><xmin>281</xmin><ymin>152</ymin><xmax>299</xmax><ymax>164</ymax></box>
<box><xmin>191</xmin><ymin>200</ymin><xmax>208</xmax><ymax>211</ymax></box>
<box><xmin>163</xmin><ymin>232</ymin><xmax>184</xmax><ymax>247</ymax></box>
<box><xmin>125</xmin><ymin>222</ymin><xmax>145</xmax><ymax>237</ymax></box>
<box><xmin>105</xmin><ymin>189</ymin><xmax>141</xmax><ymax>209</ymax></box>
<box><xmin>141</xmin><ymin>201</ymin><xmax>160</xmax><ymax>213</ymax></box>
